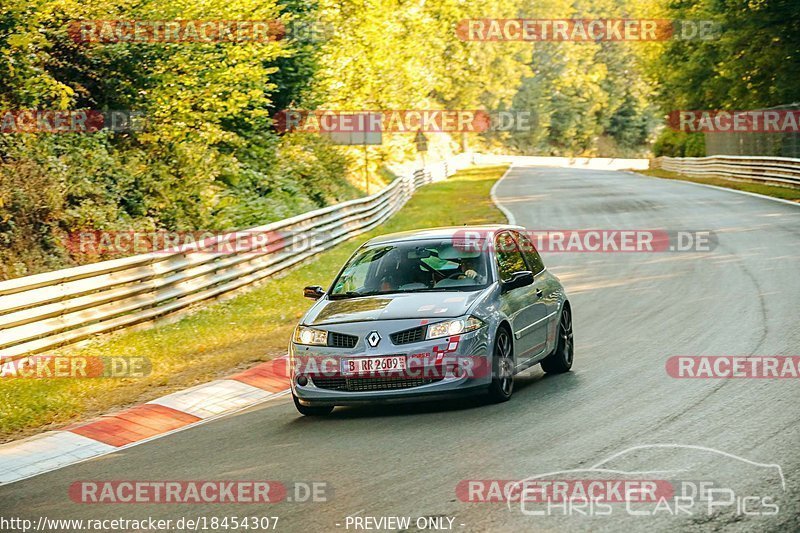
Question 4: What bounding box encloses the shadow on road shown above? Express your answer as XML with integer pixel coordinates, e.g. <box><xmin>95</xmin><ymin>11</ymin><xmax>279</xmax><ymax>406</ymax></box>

<box><xmin>286</xmin><ymin>368</ymin><xmax>583</xmax><ymax>423</ymax></box>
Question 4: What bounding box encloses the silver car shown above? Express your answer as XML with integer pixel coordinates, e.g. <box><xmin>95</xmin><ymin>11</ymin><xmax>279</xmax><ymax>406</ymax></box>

<box><xmin>289</xmin><ymin>225</ymin><xmax>573</xmax><ymax>416</ymax></box>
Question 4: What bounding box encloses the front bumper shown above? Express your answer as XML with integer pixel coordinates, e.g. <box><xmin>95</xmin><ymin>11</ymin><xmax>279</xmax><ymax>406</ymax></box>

<box><xmin>290</xmin><ymin>319</ymin><xmax>492</xmax><ymax>406</ymax></box>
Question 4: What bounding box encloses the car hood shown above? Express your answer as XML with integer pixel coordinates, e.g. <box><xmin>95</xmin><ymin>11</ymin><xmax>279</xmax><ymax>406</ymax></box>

<box><xmin>305</xmin><ymin>291</ymin><xmax>485</xmax><ymax>326</ymax></box>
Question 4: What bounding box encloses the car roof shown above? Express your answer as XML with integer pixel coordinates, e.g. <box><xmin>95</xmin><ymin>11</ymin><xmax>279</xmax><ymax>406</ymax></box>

<box><xmin>362</xmin><ymin>224</ymin><xmax>525</xmax><ymax>246</ymax></box>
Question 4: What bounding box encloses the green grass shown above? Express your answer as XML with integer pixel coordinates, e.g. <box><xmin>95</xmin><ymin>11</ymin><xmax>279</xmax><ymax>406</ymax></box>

<box><xmin>0</xmin><ymin>164</ymin><xmax>508</xmax><ymax>441</ymax></box>
<box><xmin>636</xmin><ymin>168</ymin><xmax>800</xmax><ymax>202</ymax></box>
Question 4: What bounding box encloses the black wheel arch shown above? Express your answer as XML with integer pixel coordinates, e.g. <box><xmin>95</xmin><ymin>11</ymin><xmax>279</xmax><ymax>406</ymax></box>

<box><xmin>495</xmin><ymin>320</ymin><xmax>514</xmax><ymax>360</ymax></box>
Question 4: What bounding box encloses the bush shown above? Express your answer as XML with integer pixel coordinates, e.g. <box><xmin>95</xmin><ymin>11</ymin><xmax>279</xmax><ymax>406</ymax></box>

<box><xmin>653</xmin><ymin>129</ymin><xmax>706</xmax><ymax>157</ymax></box>
<box><xmin>0</xmin><ymin>155</ymin><xmax>68</xmax><ymax>279</ymax></box>
<box><xmin>0</xmin><ymin>131</ymin><xmax>357</xmax><ymax>279</ymax></box>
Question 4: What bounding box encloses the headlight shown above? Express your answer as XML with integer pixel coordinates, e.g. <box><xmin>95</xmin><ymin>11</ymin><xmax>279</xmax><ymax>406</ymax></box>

<box><xmin>426</xmin><ymin>316</ymin><xmax>484</xmax><ymax>339</ymax></box>
<box><xmin>293</xmin><ymin>326</ymin><xmax>328</xmax><ymax>346</ymax></box>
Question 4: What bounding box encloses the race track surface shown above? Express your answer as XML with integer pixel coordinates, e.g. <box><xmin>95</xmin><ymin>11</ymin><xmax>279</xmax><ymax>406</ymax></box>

<box><xmin>2</xmin><ymin>165</ymin><xmax>799</xmax><ymax>532</ymax></box>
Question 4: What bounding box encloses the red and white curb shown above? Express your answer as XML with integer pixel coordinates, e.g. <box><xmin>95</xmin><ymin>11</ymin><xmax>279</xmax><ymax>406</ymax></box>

<box><xmin>0</xmin><ymin>357</ymin><xmax>291</xmax><ymax>485</ymax></box>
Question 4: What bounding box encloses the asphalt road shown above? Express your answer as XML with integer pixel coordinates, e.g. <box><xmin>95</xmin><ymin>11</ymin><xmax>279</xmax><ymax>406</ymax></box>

<box><xmin>2</xmin><ymin>165</ymin><xmax>799</xmax><ymax>532</ymax></box>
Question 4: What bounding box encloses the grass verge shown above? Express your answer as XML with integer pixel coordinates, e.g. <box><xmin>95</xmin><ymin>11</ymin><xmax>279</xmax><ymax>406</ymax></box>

<box><xmin>0</xmin><ymin>164</ymin><xmax>508</xmax><ymax>441</ymax></box>
<box><xmin>636</xmin><ymin>168</ymin><xmax>800</xmax><ymax>202</ymax></box>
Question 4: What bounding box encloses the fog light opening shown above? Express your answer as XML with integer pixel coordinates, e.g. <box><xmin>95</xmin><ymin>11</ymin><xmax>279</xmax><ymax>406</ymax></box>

<box><xmin>297</xmin><ymin>375</ymin><xmax>309</xmax><ymax>386</ymax></box>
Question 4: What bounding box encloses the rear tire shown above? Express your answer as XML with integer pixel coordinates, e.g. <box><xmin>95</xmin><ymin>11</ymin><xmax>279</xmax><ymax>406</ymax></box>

<box><xmin>541</xmin><ymin>305</ymin><xmax>574</xmax><ymax>374</ymax></box>
<box><xmin>488</xmin><ymin>326</ymin><xmax>514</xmax><ymax>402</ymax></box>
<box><xmin>293</xmin><ymin>394</ymin><xmax>334</xmax><ymax>416</ymax></box>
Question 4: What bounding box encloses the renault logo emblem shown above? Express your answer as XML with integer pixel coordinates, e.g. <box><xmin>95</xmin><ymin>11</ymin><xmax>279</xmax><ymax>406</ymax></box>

<box><xmin>367</xmin><ymin>331</ymin><xmax>381</xmax><ymax>347</ymax></box>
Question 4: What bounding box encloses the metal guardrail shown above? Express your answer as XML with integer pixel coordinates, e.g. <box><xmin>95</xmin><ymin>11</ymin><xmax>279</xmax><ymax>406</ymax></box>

<box><xmin>653</xmin><ymin>156</ymin><xmax>800</xmax><ymax>187</ymax></box>
<box><xmin>0</xmin><ymin>156</ymin><xmax>469</xmax><ymax>361</ymax></box>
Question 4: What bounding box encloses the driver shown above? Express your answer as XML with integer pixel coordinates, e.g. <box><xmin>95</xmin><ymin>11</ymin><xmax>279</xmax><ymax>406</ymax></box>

<box><xmin>458</xmin><ymin>256</ymin><xmax>484</xmax><ymax>282</ymax></box>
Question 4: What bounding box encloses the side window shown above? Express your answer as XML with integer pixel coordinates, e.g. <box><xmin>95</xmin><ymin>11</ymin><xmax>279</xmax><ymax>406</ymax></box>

<box><xmin>494</xmin><ymin>232</ymin><xmax>527</xmax><ymax>282</ymax></box>
<box><xmin>513</xmin><ymin>231</ymin><xmax>545</xmax><ymax>275</ymax></box>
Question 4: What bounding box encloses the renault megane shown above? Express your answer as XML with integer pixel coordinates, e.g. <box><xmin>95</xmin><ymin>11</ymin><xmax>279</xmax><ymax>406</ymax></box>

<box><xmin>289</xmin><ymin>225</ymin><xmax>573</xmax><ymax>415</ymax></box>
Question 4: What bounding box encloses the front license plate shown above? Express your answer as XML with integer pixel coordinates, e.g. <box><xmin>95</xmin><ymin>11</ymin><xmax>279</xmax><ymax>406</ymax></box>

<box><xmin>342</xmin><ymin>355</ymin><xmax>407</xmax><ymax>375</ymax></box>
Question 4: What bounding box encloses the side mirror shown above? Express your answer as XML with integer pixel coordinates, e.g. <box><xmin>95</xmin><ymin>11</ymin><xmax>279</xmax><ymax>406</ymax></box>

<box><xmin>303</xmin><ymin>285</ymin><xmax>325</xmax><ymax>300</ymax></box>
<box><xmin>501</xmin><ymin>271</ymin><xmax>534</xmax><ymax>293</ymax></box>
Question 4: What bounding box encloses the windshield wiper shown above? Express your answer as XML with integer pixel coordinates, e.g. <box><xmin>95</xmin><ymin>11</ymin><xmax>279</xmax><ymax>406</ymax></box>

<box><xmin>329</xmin><ymin>290</ymin><xmax>382</xmax><ymax>300</ymax></box>
<box><xmin>329</xmin><ymin>291</ymin><xmax>362</xmax><ymax>299</ymax></box>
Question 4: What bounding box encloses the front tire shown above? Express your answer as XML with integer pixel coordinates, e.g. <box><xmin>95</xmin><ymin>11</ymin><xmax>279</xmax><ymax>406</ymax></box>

<box><xmin>488</xmin><ymin>326</ymin><xmax>514</xmax><ymax>402</ymax></box>
<box><xmin>293</xmin><ymin>394</ymin><xmax>334</xmax><ymax>416</ymax></box>
<box><xmin>541</xmin><ymin>305</ymin><xmax>574</xmax><ymax>374</ymax></box>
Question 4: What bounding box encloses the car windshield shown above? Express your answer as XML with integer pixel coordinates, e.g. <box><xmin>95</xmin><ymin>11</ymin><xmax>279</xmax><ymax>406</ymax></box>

<box><xmin>329</xmin><ymin>239</ymin><xmax>491</xmax><ymax>298</ymax></box>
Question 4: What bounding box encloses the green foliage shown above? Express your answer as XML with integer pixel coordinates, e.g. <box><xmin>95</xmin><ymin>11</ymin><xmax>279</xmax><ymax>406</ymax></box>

<box><xmin>653</xmin><ymin>0</ymin><xmax>800</xmax><ymax>109</ymax></box>
<box><xmin>652</xmin><ymin>129</ymin><xmax>705</xmax><ymax>157</ymax></box>
<box><xmin>1</xmin><ymin>0</ymin><xmax>530</xmax><ymax>279</ymax></box>
<box><xmin>502</xmin><ymin>0</ymin><xmax>661</xmax><ymax>157</ymax></box>
<box><xmin>0</xmin><ymin>0</ymin><xmax>356</xmax><ymax>278</ymax></box>
<box><xmin>4</xmin><ymin>0</ymin><xmax>791</xmax><ymax>279</ymax></box>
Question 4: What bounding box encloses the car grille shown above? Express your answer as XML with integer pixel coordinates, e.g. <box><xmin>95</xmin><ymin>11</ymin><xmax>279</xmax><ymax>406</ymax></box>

<box><xmin>390</xmin><ymin>326</ymin><xmax>427</xmax><ymax>345</ymax></box>
<box><xmin>328</xmin><ymin>332</ymin><xmax>358</xmax><ymax>348</ymax></box>
<box><xmin>312</xmin><ymin>376</ymin><xmax>443</xmax><ymax>392</ymax></box>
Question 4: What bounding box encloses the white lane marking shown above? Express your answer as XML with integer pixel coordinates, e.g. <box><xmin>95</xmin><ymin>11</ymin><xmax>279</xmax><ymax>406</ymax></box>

<box><xmin>626</xmin><ymin>170</ymin><xmax>800</xmax><ymax>208</ymax></box>
<box><xmin>490</xmin><ymin>164</ymin><xmax>517</xmax><ymax>225</ymax></box>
